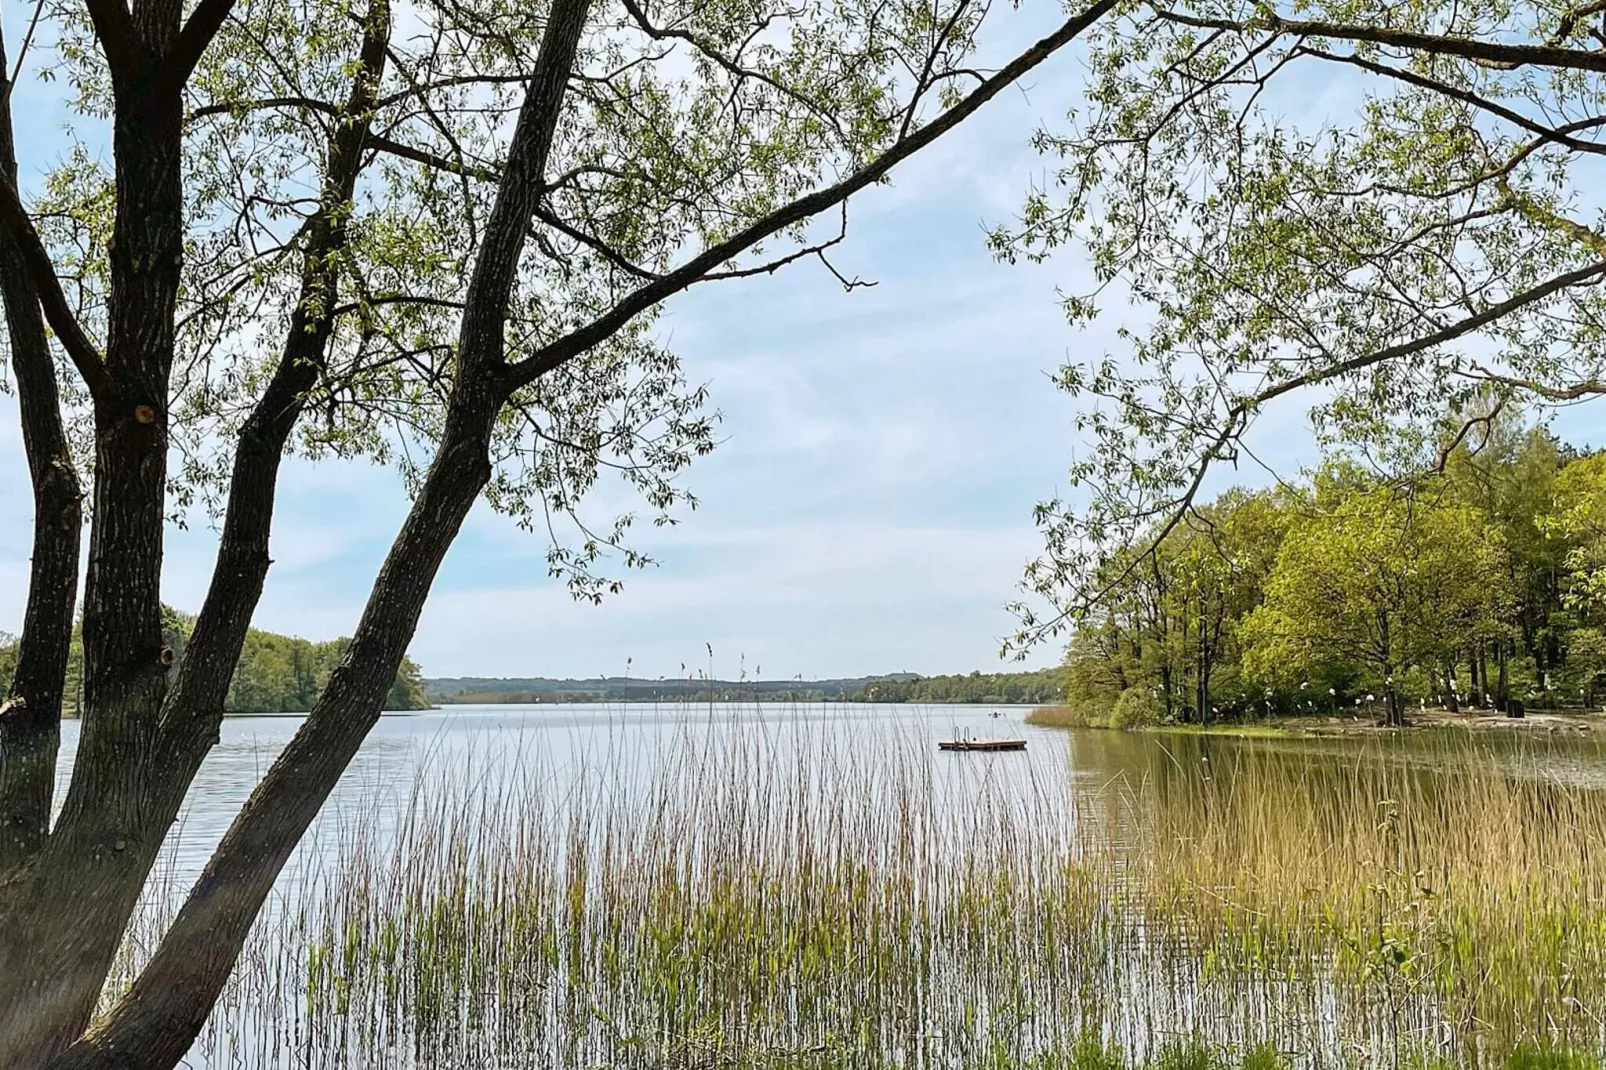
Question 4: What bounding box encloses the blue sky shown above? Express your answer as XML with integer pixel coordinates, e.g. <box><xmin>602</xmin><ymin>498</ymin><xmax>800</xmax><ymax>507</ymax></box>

<box><xmin>5</xmin><ymin>0</ymin><xmax>1600</xmax><ymax>681</ymax></box>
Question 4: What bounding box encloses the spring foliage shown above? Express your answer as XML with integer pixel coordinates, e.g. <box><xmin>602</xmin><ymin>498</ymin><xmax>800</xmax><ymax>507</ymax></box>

<box><xmin>1061</xmin><ymin>420</ymin><xmax>1606</xmax><ymax>723</ymax></box>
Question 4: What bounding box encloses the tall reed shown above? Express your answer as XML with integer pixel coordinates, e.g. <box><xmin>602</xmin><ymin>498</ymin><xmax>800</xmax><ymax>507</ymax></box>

<box><xmin>101</xmin><ymin>715</ymin><xmax>1606</xmax><ymax>1069</ymax></box>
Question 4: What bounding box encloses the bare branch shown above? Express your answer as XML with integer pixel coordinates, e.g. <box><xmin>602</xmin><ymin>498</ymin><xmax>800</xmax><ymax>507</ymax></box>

<box><xmin>1</xmin><ymin>0</ymin><xmax>46</xmax><ymax>110</ymax></box>
<box><xmin>187</xmin><ymin>95</ymin><xmax>344</xmax><ymax>124</ymax></box>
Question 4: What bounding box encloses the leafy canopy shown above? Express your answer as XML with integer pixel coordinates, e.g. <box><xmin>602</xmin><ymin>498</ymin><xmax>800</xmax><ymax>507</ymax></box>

<box><xmin>988</xmin><ymin>0</ymin><xmax>1606</xmax><ymax>645</ymax></box>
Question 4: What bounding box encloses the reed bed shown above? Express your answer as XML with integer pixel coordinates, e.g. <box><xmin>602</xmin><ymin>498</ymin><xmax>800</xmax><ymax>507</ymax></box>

<box><xmin>102</xmin><ymin>716</ymin><xmax>1606</xmax><ymax>1069</ymax></box>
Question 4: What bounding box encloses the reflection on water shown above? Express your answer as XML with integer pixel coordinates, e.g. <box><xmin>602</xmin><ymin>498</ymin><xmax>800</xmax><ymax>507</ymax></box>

<box><xmin>63</xmin><ymin>703</ymin><xmax>1079</xmax><ymax>881</ymax></box>
<box><xmin>71</xmin><ymin>706</ymin><xmax>1606</xmax><ymax>1068</ymax></box>
<box><xmin>68</xmin><ymin>704</ymin><xmax>1606</xmax><ymax>883</ymax></box>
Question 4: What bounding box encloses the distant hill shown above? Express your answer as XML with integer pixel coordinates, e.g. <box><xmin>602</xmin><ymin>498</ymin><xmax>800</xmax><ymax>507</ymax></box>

<box><xmin>424</xmin><ymin>668</ymin><xmax>1063</xmax><ymax>706</ymax></box>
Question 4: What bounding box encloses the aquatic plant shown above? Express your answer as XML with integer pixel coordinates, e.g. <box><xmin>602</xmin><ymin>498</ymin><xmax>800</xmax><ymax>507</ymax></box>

<box><xmin>100</xmin><ymin>717</ymin><xmax>1606</xmax><ymax>1069</ymax></box>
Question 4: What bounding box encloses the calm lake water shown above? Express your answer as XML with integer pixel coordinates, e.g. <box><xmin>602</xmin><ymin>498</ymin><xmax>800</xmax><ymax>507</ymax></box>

<box><xmin>59</xmin><ymin>705</ymin><xmax>1606</xmax><ymax>1069</ymax></box>
<box><xmin>59</xmin><ymin>703</ymin><xmax>1074</xmax><ymax>884</ymax></box>
<box><xmin>55</xmin><ymin>702</ymin><xmax>1606</xmax><ymax>889</ymax></box>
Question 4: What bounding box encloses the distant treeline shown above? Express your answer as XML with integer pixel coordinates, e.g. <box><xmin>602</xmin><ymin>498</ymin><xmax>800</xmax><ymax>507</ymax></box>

<box><xmin>426</xmin><ymin>670</ymin><xmax>1063</xmax><ymax>706</ymax></box>
<box><xmin>847</xmin><ymin>669</ymin><xmax>1065</xmax><ymax>704</ymax></box>
<box><xmin>0</xmin><ymin>606</ymin><xmax>429</xmax><ymax>714</ymax></box>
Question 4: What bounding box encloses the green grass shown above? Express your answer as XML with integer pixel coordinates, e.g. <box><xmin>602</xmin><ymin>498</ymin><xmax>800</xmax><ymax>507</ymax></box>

<box><xmin>1031</xmin><ymin>1036</ymin><xmax>1291</xmax><ymax>1070</ymax></box>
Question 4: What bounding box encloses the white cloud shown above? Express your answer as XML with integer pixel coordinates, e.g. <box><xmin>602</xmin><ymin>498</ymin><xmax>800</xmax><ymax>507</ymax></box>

<box><xmin>416</xmin><ymin>521</ymin><xmax>1052</xmax><ymax>678</ymax></box>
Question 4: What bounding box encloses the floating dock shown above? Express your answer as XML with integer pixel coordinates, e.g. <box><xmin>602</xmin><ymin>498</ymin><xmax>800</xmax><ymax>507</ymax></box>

<box><xmin>938</xmin><ymin>738</ymin><xmax>1027</xmax><ymax>752</ymax></box>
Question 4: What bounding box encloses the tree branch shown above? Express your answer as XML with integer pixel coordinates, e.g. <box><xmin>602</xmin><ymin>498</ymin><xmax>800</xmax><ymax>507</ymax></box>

<box><xmin>1299</xmin><ymin>47</ymin><xmax>1606</xmax><ymax>156</ymax></box>
<box><xmin>368</xmin><ymin>133</ymin><xmax>500</xmax><ymax>181</ymax></box>
<box><xmin>506</xmin><ymin>0</ymin><xmax>1119</xmax><ymax>390</ymax></box>
<box><xmin>0</xmin><ymin>0</ymin><xmax>47</xmax><ymax>110</ymax></box>
<box><xmin>1456</xmin><ymin>366</ymin><xmax>1606</xmax><ymax>400</ymax></box>
<box><xmin>0</xmin><ymin>34</ymin><xmax>83</xmax><ymax>874</ymax></box>
<box><xmin>1151</xmin><ymin>5</ymin><xmax>1606</xmax><ymax>74</ymax></box>
<box><xmin>455</xmin><ymin>0</ymin><xmax>595</xmax><ymax>377</ymax></box>
<box><xmin>1023</xmin><ymin>257</ymin><xmax>1606</xmax><ymax>641</ymax></box>
<box><xmin>187</xmin><ymin>94</ymin><xmax>344</xmax><ymax>124</ymax></box>
<box><xmin>82</xmin><ymin>0</ymin><xmax>148</xmax><ymax>85</ymax></box>
<box><xmin>156</xmin><ymin>0</ymin><xmax>240</xmax><ymax>97</ymax></box>
<box><xmin>0</xmin><ymin>174</ymin><xmax>116</xmax><ymax>406</ymax></box>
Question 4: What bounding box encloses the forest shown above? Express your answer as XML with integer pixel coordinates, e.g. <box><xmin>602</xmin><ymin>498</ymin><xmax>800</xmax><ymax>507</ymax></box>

<box><xmin>0</xmin><ymin>609</ymin><xmax>430</xmax><ymax>715</ymax></box>
<box><xmin>1060</xmin><ymin>421</ymin><xmax>1606</xmax><ymax>727</ymax></box>
<box><xmin>848</xmin><ymin>669</ymin><xmax>1065</xmax><ymax>704</ymax></box>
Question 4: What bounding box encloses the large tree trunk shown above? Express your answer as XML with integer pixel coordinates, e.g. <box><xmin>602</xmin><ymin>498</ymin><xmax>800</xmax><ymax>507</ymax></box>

<box><xmin>48</xmin><ymin>0</ymin><xmax>591</xmax><ymax>1062</ymax></box>
<box><xmin>0</xmin><ymin>7</ymin><xmax>395</xmax><ymax>1059</ymax></box>
<box><xmin>0</xmin><ymin>45</ymin><xmax>187</xmax><ymax>1062</ymax></box>
<box><xmin>52</xmin><ymin>431</ymin><xmax>496</xmax><ymax>1070</ymax></box>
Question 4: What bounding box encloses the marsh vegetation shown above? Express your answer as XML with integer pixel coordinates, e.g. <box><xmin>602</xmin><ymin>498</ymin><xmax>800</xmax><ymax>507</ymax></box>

<box><xmin>101</xmin><ymin>709</ymin><xmax>1606</xmax><ymax>1069</ymax></box>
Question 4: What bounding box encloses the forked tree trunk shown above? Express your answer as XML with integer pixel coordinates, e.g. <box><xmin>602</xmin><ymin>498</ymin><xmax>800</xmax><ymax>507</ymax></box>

<box><xmin>52</xmin><ymin>433</ymin><xmax>496</xmax><ymax>1070</ymax></box>
<box><xmin>0</xmin><ymin>48</ymin><xmax>187</xmax><ymax>1059</ymax></box>
<box><xmin>45</xmin><ymin>0</ymin><xmax>590</xmax><ymax>1063</ymax></box>
<box><xmin>0</xmin><ymin>4</ymin><xmax>393</xmax><ymax>1060</ymax></box>
<box><xmin>0</xmin><ymin>0</ymin><xmax>1120</xmax><ymax>1060</ymax></box>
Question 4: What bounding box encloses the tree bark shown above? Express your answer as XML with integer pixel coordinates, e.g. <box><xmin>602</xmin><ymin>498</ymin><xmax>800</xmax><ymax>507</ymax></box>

<box><xmin>0</xmin><ymin>7</ymin><xmax>394</xmax><ymax>1060</ymax></box>
<box><xmin>0</xmin><ymin>30</ymin><xmax>187</xmax><ymax>1066</ymax></box>
<box><xmin>158</xmin><ymin>0</ymin><xmax>392</xmax><ymax>771</ymax></box>
<box><xmin>0</xmin><ymin>34</ymin><xmax>83</xmax><ymax>871</ymax></box>
<box><xmin>49</xmin><ymin>1</ymin><xmax>591</xmax><ymax>1063</ymax></box>
<box><xmin>51</xmin><ymin>431</ymin><xmax>495</xmax><ymax>1070</ymax></box>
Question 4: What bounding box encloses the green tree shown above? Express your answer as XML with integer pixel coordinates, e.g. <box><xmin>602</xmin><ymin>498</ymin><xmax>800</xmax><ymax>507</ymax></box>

<box><xmin>1061</xmin><ymin>488</ymin><xmax>1291</xmax><ymax>723</ymax></box>
<box><xmin>1542</xmin><ymin>455</ymin><xmax>1606</xmax><ymax>616</ymax></box>
<box><xmin>989</xmin><ymin>0</ymin><xmax>1606</xmax><ymax>660</ymax></box>
<box><xmin>0</xmin><ymin>0</ymin><xmax>1118</xmax><ymax>1056</ymax></box>
<box><xmin>1242</xmin><ymin>484</ymin><xmax>1511</xmax><ymax>725</ymax></box>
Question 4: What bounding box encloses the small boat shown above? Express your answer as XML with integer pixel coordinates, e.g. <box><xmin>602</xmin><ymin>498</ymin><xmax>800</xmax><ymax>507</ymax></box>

<box><xmin>938</xmin><ymin>738</ymin><xmax>1027</xmax><ymax>752</ymax></box>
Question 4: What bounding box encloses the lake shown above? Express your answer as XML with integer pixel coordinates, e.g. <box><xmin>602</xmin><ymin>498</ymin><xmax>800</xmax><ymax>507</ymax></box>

<box><xmin>69</xmin><ymin>705</ymin><xmax>1606</xmax><ymax>1069</ymax></box>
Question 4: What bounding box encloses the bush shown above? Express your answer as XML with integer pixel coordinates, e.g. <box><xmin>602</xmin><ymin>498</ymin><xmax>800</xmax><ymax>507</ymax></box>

<box><xmin>1110</xmin><ymin>688</ymin><xmax>1164</xmax><ymax>729</ymax></box>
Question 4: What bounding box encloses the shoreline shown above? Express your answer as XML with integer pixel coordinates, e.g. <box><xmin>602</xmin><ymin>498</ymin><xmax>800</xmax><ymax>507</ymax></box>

<box><xmin>1026</xmin><ymin>704</ymin><xmax>1600</xmax><ymax>738</ymax></box>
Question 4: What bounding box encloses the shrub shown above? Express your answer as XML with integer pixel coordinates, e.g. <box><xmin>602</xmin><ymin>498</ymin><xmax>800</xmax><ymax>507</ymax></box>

<box><xmin>1110</xmin><ymin>688</ymin><xmax>1164</xmax><ymax>729</ymax></box>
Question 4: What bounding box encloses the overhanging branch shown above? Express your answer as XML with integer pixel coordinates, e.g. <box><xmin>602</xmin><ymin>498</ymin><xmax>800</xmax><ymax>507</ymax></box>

<box><xmin>1152</xmin><ymin>5</ymin><xmax>1606</xmax><ymax>74</ymax></box>
<box><xmin>505</xmin><ymin>0</ymin><xmax>1121</xmax><ymax>390</ymax></box>
<box><xmin>1022</xmin><ymin>257</ymin><xmax>1606</xmax><ymax>641</ymax></box>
